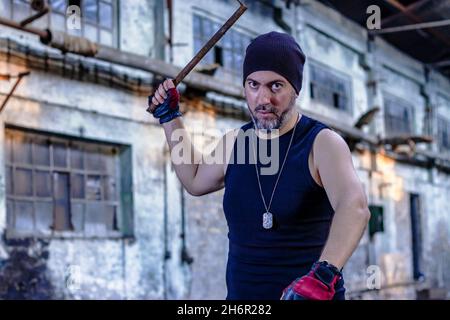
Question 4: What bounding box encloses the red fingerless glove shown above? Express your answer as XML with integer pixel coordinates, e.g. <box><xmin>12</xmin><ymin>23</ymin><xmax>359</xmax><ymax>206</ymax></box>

<box><xmin>281</xmin><ymin>261</ymin><xmax>342</xmax><ymax>300</ymax></box>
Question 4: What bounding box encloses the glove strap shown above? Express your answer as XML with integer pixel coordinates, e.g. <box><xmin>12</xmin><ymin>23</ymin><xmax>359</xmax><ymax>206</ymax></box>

<box><xmin>313</xmin><ymin>261</ymin><xmax>342</xmax><ymax>289</ymax></box>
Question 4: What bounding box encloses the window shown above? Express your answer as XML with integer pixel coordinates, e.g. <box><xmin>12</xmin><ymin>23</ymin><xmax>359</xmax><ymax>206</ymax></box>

<box><xmin>5</xmin><ymin>128</ymin><xmax>131</xmax><ymax>238</ymax></box>
<box><xmin>193</xmin><ymin>14</ymin><xmax>252</xmax><ymax>81</ymax></box>
<box><xmin>309</xmin><ymin>63</ymin><xmax>352</xmax><ymax>112</ymax></box>
<box><xmin>437</xmin><ymin>116</ymin><xmax>450</xmax><ymax>152</ymax></box>
<box><xmin>0</xmin><ymin>0</ymin><xmax>117</xmax><ymax>47</ymax></box>
<box><xmin>383</xmin><ymin>94</ymin><xmax>414</xmax><ymax>136</ymax></box>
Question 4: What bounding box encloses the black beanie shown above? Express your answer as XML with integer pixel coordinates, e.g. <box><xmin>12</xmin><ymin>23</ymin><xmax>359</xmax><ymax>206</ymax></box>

<box><xmin>243</xmin><ymin>31</ymin><xmax>306</xmax><ymax>94</ymax></box>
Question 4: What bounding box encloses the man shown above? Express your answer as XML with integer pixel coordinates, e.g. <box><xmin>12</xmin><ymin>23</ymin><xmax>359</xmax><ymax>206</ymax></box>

<box><xmin>147</xmin><ymin>31</ymin><xmax>370</xmax><ymax>300</ymax></box>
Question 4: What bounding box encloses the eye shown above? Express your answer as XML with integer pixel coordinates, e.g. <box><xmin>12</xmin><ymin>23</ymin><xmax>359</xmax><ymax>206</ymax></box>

<box><xmin>271</xmin><ymin>82</ymin><xmax>283</xmax><ymax>91</ymax></box>
<box><xmin>247</xmin><ymin>80</ymin><xmax>258</xmax><ymax>89</ymax></box>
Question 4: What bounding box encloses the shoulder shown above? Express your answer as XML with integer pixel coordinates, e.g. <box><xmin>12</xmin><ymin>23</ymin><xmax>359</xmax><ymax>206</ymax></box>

<box><xmin>313</xmin><ymin>129</ymin><xmax>351</xmax><ymax>162</ymax></box>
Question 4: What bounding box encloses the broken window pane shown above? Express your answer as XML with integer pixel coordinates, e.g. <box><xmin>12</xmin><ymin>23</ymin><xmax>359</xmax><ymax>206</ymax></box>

<box><xmin>71</xmin><ymin>173</ymin><xmax>85</xmax><ymax>199</ymax></box>
<box><xmin>53</xmin><ymin>172</ymin><xmax>73</xmax><ymax>231</ymax></box>
<box><xmin>85</xmin><ymin>202</ymin><xmax>107</xmax><ymax>236</ymax></box>
<box><xmin>14</xmin><ymin>168</ymin><xmax>33</xmax><ymax>196</ymax></box>
<box><xmin>14</xmin><ymin>200</ymin><xmax>34</xmax><ymax>231</ymax></box>
<box><xmin>86</xmin><ymin>175</ymin><xmax>101</xmax><ymax>200</ymax></box>
<box><xmin>13</xmin><ymin>134</ymin><xmax>32</xmax><ymax>164</ymax></box>
<box><xmin>33</xmin><ymin>138</ymin><xmax>50</xmax><ymax>166</ymax></box>
<box><xmin>71</xmin><ymin>202</ymin><xmax>84</xmax><ymax>232</ymax></box>
<box><xmin>70</xmin><ymin>146</ymin><xmax>84</xmax><ymax>169</ymax></box>
<box><xmin>35</xmin><ymin>170</ymin><xmax>52</xmax><ymax>197</ymax></box>
<box><xmin>35</xmin><ymin>201</ymin><xmax>53</xmax><ymax>232</ymax></box>
<box><xmin>53</xmin><ymin>142</ymin><xmax>67</xmax><ymax>167</ymax></box>
<box><xmin>104</xmin><ymin>205</ymin><xmax>118</xmax><ymax>230</ymax></box>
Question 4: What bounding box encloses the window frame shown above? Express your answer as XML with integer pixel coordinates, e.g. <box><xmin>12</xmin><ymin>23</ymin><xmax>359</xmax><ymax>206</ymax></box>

<box><xmin>0</xmin><ymin>0</ymin><xmax>119</xmax><ymax>48</ymax></box>
<box><xmin>383</xmin><ymin>93</ymin><xmax>415</xmax><ymax>137</ymax></box>
<box><xmin>192</xmin><ymin>12</ymin><xmax>253</xmax><ymax>82</ymax></box>
<box><xmin>4</xmin><ymin>126</ymin><xmax>131</xmax><ymax>239</ymax></box>
<box><xmin>308</xmin><ymin>60</ymin><xmax>353</xmax><ymax>114</ymax></box>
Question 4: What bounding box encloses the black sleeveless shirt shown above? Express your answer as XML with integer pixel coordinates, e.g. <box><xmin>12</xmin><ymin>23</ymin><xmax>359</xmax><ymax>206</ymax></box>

<box><xmin>223</xmin><ymin>114</ymin><xmax>344</xmax><ymax>300</ymax></box>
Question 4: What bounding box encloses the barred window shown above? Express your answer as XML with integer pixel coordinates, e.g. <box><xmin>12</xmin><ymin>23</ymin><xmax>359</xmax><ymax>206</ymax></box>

<box><xmin>0</xmin><ymin>0</ymin><xmax>117</xmax><ymax>47</ymax></box>
<box><xmin>5</xmin><ymin>128</ymin><xmax>131</xmax><ymax>238</ymax></box>
<box><xmin>384</xmin><ymin>94</ymin><xmax>414</xmax><ymax>136</ymax></box>
<box><xmin>437</xmin><ymin>116</ymin><xmax>450</xmax><ymax>152</ymax></box>
<box><xmin>309</xmin><ymin>63</ymin><xmax>352</xmax><ymax>112</ymax></box>
<box><xmin>193</xmin><ymin>14</ymin><xmax>252</xmax><ymax>82</ymax></box>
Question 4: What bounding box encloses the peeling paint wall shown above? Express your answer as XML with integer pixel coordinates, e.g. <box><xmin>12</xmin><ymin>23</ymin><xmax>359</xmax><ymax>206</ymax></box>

<box><xmin>0</xmin><ymin>0</ymin><xmax>176</xmax><ymax>299</ymax></box>
<box><xmin>0</xmin><ymin>0</ymin><xmax>449</xmax><ymax>300</ymax></box>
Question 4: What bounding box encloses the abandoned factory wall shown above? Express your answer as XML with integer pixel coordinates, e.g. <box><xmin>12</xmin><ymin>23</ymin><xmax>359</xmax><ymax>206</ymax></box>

<box><xmin>0</xmin><ymin>0</ymin><xmax>449</xmax><ymax>300</ymax></box>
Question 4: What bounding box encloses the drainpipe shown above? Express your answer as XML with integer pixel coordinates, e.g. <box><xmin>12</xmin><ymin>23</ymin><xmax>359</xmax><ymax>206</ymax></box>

<box><xmin>167</xmin><ymin>0</ymin><xmax>174</xmax><ymax>64</ymax></box>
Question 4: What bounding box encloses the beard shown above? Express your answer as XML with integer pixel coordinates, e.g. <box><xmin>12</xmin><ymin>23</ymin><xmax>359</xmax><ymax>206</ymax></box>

<box><xmin>249</xmin><ymin>94</ymin><xmax>297</xmax><ymax>131</ymax></box>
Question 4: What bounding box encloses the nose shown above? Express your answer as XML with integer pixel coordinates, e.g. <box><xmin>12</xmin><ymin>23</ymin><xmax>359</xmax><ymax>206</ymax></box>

<box><xmin>256</xmin><ymin>86</ymin><xmax>272</xmax><ymax>106</ymax></box>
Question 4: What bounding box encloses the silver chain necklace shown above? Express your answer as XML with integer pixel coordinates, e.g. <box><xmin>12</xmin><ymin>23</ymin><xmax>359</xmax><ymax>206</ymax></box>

<box><xmin>250</xmin><ymin>114</ymin><xmax>299</xmax><ymax>229</ymax></box>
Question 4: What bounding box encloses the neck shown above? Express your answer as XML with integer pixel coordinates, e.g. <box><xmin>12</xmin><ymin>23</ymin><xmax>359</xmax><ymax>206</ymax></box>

<box><xmin>256</xmin><ymin>110</ymin><xmax>300</xmax><ymax>139</ymax></box>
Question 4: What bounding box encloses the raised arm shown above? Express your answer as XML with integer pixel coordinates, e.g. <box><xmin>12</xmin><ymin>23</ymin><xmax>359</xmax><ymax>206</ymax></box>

<box><xmin>149</xmin><ymin>79</ymin><xmax>238</xmax><ymax>196</ymax></box>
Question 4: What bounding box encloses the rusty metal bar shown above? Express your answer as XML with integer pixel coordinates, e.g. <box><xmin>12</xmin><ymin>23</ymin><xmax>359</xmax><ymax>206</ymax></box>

<box><xmin>174</xmin><ymin>0</ymin><xmax>247</xmax><ymax>87</ymax></box>
<box><xmin>147</xmin><ymin>0</ymin><xmax>247</xmax><ymax>112</ymax></box>
<box><xmin>381</xmin><ymin>0</ymin><xmax>432</xmax><ymax>27</ymax></box>
<box><xmin>20</xmin><ymin>6</ymin><xmax>49</xmax><ymax>27</ymax></box>
<box><xmin>0</xmin><ymin>16</ymin><xmax>49</xmax><ymax>40</ymax></box>
<box><xmin>0</xmin><ymin>71</ymin><xmax>30</xmax><ymax>113</ymax></box>
<box><xmin>372</xmin><ymin>19</ymin><xmax>450</xmax><ymax>35</ymax></box>
<box><xmin>383</xmin><ymin>0</ymin><xmax>450</xmax><ymax>47</ymax></box>
<box><xmin>0</xmin><ymin>16</ymin><xmax>245</xmax><ymax>98</ymax></box>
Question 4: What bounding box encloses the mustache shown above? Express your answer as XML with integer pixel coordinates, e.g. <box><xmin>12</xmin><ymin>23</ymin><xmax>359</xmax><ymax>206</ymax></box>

<box><xmin>255</xmin><ymin>105</ymin><xmax>277</xmax><ymax>114</ymax></box>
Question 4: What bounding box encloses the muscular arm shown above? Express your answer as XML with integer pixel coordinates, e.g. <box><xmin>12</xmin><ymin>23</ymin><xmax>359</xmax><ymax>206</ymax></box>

<box><xmin>313</xmin><ymin>129</ymin><xmax>371</xmax><ymax>269</ymax></box>
<box><xmin>151</xmin><ymin>79</ymin><xmax>238</xmax><ymax>197</ymax></box>
<box><xmin>162</xmin><ymin>118</ymin><xmax>237</xmax><ymax>196</ymax></box>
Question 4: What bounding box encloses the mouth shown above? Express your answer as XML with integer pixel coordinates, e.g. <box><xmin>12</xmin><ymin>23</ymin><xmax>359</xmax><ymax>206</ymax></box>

<box><xmin>257</xmin><ymin>110</ymin><xmax>275</xmax><ymax>118</ymax></box>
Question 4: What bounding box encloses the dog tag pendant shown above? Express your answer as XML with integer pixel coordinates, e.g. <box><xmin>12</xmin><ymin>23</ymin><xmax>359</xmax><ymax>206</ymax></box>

<box><xmin>263</xmin><ymin>212</ymin><xmax>273</xmax><ymax>229</ymax></box>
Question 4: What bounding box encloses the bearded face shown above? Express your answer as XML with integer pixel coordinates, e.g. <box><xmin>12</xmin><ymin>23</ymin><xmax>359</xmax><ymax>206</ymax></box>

<box><xmin>244</xmin><ymin>71</ymin><xmax>298</xmax><ymax>131</ymax></box>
